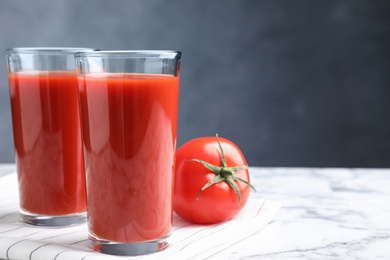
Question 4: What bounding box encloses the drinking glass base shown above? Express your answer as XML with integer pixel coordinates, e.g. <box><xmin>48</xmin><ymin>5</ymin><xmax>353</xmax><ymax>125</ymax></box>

<box><xmin>90</xmin><ymin>233</ymin><xmax>170</xmax><ymax>256</ymax></box>
<box><xmin>20</xmin><ymin>209</ymin><xmax>87</xmax><ymax>227</ymax></box>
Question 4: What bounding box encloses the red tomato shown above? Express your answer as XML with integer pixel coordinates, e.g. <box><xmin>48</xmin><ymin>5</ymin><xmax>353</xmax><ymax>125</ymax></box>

<box><xmin>174</xmin><ymin>135</ymin><xmax>255</xmax><ymax>224</ymax></box>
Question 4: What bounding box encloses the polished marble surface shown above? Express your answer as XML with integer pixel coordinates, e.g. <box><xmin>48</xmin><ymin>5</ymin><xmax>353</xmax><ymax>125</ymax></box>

<box><xmin>0</xmin><ymin>163</ymin><xmax>15</xmax><ymax>178</ymax></box>
<box><xmin>1</xmin><ymin>165</ymin><xmax>389</xmax><ymax>259</ymax></box>
<box><xmin>228</xmin><ymin>167</ymin><xmax>390</xmax><ymax>259</ymax></box>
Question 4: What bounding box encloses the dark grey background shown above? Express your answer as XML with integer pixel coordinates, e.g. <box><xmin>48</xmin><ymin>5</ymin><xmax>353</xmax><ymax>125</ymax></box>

<box><xmin>0</xmin><ymin>0</ymin><xmax>389</xmax><ymax>167</ymax></box>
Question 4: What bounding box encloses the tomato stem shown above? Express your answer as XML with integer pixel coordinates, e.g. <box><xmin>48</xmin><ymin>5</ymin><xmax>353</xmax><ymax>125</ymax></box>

<box><xmin>187</xmin><ymin>134</ymin><xmax>256</xmax><ymax>205</ymax></box>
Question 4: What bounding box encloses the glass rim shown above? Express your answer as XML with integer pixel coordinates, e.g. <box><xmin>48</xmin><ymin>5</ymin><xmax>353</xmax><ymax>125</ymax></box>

<box><xmin>6</xmin><ymin>47</ymin><xmax>98</xmax><ymax>55</ymax></box>
<box><xmin>74</xmin><ymin>50</ymin><xmax>182</xmax><ymax>59</ymax></box>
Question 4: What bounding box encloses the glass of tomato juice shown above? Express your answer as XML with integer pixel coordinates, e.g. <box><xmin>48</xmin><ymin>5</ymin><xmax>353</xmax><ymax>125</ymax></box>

<box><xmin>75</xmin><ymin>50</ymin><xmax>181</xmax><ymax>256</ymax></box>
<box><xmin>5</xmin><ymin>48</ymin><xmax>95</xmax><ymax>226</ymax></box>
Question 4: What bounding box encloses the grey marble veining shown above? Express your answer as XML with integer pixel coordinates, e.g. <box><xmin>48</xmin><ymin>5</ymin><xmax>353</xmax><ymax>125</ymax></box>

<box><xmin>1</xmin><ymin>165</ymin><xmax>389</xmax><ymax>259</ymax></box>
<box><xmin>227</xmin><ymin>168</ymin><xmax>390</xmax><ymax>259</ymax></box>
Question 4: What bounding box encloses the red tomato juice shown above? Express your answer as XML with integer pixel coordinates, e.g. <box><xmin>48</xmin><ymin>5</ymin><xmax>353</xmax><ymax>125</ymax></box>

<box><xmin>8</xmin><ymin>72</ymin><xmax>86</xmax><ymax>216</ymax></box>
<box><xmin>78</xmin><ymin>74</ymin><xmax>179</xmax><ymax>242</ymax></box>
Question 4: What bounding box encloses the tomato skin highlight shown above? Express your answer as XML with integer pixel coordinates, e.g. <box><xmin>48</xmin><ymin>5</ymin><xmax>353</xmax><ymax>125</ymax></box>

<box><xmin>174</xmin><ymin>136</ymin><xmax>252</xmax><ymax>224</ymax></box>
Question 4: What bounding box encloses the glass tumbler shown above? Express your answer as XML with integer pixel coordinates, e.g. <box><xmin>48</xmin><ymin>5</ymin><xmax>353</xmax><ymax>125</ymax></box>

<box><xmin>75</xmin><ymin>50</ymin><xmax>181</xmax><ymax>256</ymax></box>
<box><xmin>6</xmin><ymin>48</ymin><xmax>95</xmax><ymax>226</ymax></box>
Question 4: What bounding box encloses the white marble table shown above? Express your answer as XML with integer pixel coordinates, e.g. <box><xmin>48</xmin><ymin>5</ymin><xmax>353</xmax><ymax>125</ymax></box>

<box><xmin>1</xmin><ymin>165</ymin><xmax>389</xmax><ymax>259</ymax></box>
<box><xmin>229</xmin><ymin>167</ymin><xmax>390</xmax><ymax>259</ymax></box>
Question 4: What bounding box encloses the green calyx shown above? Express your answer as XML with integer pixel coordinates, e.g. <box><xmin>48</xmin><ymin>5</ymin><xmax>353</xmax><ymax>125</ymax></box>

<box><xmin>187</xmin><ymin>134</ymin><xmax>257</xmax><ymax>205</ymax></box>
